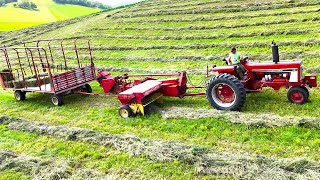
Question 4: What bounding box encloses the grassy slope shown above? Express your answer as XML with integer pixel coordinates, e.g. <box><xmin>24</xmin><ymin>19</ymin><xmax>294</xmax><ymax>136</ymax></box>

<box><xmin>0</xmin><ymin>0</ymin><xmax>100</xmax><ymax>31</ymax></box>
<box><xmin>1</xmin><ymin>0</ymin><xmax>320</xmax><ymax>178</ymax></box>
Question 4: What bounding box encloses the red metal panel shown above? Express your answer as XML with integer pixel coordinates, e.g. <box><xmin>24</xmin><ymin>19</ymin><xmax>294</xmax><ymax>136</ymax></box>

<box><xmin>52</xmin><ymin>65</ymin><xmax>95</xmax><ymax>93</ymax></box>
<box><xmin>304</xmin><ymin>74</ymin><xmax>317</xmax><ymax>87</ymax></box>
<box><xmin>118</xmin><ymin>80</ymin><xmax>162</xmax><ymax>105</ymax></box>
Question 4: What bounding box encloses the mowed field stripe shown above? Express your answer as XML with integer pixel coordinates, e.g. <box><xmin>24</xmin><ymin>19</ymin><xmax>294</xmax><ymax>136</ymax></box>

<box><xmin>112</xmin><ymin>1</ymin><xmax>320</xmax><ymax>18</ymax></box>
<box><xmin>99</xmin><ymin>15</ymin><xmax>320</xmax><ymax>31</ymax></box>
<box><xmin>69</xmin><ymin>39</ymin><xmax>320</xmax><ymax>51</ymax></box>
<box><xmin>1</xmin><ymin>115</ymin><xmax>320</xmax><ymax>179</ymax></box>
<box><xmin>84</xmin><ymin>28</ymin><xmax>320</xmax><ymax>40</ymax></box>
<box><xmin>115</xmin><ymin>8</ymin><xmax>320</xmax><ymax>23</ymax></box>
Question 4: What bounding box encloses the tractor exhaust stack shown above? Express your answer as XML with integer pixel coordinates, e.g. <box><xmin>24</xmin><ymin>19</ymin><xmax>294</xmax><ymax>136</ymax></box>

<box><xmin>272</xmin><ymin>41</ymin><xmax>279</xmax><ymax>64</ymax></box>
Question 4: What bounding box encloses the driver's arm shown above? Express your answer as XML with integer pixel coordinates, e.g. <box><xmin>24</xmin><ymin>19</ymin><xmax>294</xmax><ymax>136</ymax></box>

<box><xmin>227</xmin><ymin>55</ymin><xmax>232</xmax><ymax>65</ymax></box>
<box><xmin>240</xmin><ymin>54</ymin><xmax>244</xmax><ymax>62</ymax></box>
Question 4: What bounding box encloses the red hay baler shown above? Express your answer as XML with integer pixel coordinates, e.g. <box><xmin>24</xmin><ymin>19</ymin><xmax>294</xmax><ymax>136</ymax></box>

<box><xmin>95</xmin><ymin>42</ymin><xmax>317</xmax><ymax>118</ymax></box>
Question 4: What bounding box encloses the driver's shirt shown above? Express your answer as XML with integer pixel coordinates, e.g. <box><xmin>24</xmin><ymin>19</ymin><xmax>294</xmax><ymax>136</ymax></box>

<box><xmin>229</xmin><ymin>52</ymin><xmax>241</xmax><ymax>65</ymax></box>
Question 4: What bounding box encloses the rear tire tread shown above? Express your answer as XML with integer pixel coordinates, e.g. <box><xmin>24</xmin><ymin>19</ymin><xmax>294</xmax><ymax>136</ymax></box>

<box><xmin>206</xmin><ymin>73</ymin><xmax>246</xmax><ymax>111</ymax></box>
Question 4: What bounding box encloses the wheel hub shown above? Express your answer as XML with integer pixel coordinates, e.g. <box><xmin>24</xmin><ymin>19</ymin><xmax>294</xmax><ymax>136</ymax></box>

<box><xmin>52</xmin><ymin>97</ymin><xmax>59</xmax><ymax>106</ymax></box>
<box><xmin>119</xmin><ymin>108</ymin><xmax>129</xmax><ymax>118</ymax></box>
<box><xmin>291</xmin><ymin>91</ymin><xmax>303</xmax><ymax>103</ymax></box>
<box><xmin>15</xmin><ymin>93</ymin><xmax>21</xmax><ymax>101</ymax></box>
<box><xmin>212</xmin><ymin>83</ymin><xmax>236</xmax><ymax>108</ymax></box>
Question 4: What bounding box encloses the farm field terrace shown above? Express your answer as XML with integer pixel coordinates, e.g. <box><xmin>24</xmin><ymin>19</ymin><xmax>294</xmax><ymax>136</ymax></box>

<box><xmin>0</xmin><ymin>0</ymin><xmax>101</xmax><ymax>31</ymax></box>
<box><xmin>1</xmin><ymin>0</ymin><xmax>320</xmax><ymax>179</ymax></box>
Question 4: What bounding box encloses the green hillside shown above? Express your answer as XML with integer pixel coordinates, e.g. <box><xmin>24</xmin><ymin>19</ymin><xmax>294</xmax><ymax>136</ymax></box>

<box><xmin>0</xmin><ymin>0</ymin><xmax>101</xmax><ymax>31</ymax></box>
<box><xmin>1</xmin><ymin>0</ymin><xmax>320</xmax><ymax>179</ymax></box>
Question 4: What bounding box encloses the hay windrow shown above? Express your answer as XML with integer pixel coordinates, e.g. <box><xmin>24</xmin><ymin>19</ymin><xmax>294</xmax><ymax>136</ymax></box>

<box><xmin>0</xmin><ymin>150</ymin><xmax>113</xmax><ymax>179</ymax></box>
<box><xmin>101</xmin><ymin>16</ymin><xmax>320</xmax><ymax>31</ymax></box>
<box><xmin>158</xmin><ymin>107</ymin><xmax>320</xmax><ymax>129</ymax></box>
<box><xmin>1</xmin><ymin>115</ymin><xmax>320</xmax><ymax>179</ymax></box>
<box><xmin>0</xmin><ymin>151</ymin><xmax>70</xmax><ymax>180</ymax></box>
<box><xmin>84</xmin><ymin>28</ymin><xmax>319</xmax><ymax>40</ymax></box>
<box><xmin>112</xmin><ymin>1</ymin><xmax>320</xmax><ymax>18</ymax></box>
<box><xmin>116</xmin><ymin>8</ymin><xmax>320</xmax><ymax>23</ymax></box>
<box><xmin>74</xmin><ymin>39</ymin><xmax>320</xmax><ymax>51</ymax></box>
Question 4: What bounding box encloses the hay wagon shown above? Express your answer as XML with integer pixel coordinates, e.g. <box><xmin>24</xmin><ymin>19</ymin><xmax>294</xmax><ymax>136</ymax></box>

<box><xmin>0</xmin><ymin>39</ymin><xmax>96</xmax><ymax>106</ymax></box>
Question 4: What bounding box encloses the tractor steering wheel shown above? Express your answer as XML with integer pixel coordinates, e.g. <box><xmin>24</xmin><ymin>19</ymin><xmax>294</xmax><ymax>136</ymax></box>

<box><xmin>242</xmin><ymin>56</ymin><xmax>250</xmax><ymax>64</ymax></box>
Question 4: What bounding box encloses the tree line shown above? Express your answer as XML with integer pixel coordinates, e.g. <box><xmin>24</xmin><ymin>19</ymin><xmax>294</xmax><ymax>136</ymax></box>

<box><xmin>14</xmin><ymin>0</ymin><xmax>37</xmax><ymax>10</ymax></box>
<box><xmin>53</xmin><ymin>0</ymin><xmax>110</xmax><ymax>9</ymax></box>
<box><xmin>0</xmin><ymin>0</ymin><xmax>17</xmax><ymax>6</ymax></box>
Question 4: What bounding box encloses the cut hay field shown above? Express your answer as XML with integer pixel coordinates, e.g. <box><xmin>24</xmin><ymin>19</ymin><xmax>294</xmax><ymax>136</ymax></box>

<box><xmin>0</xmin><ymin>0</ymin><xmax>101</xmax><ymax>31</ymax></box>
<box><xmin>1</xmin><ymin>0</ymin><xmax>320</xmax><ymax>179</ymax></box>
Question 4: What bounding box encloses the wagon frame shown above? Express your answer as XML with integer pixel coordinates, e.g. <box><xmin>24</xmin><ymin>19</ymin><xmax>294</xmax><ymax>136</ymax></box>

<box><xmin>0</xmin><ymin>38</ymin><xmax>96</xmax><ymax>106</ymax></box>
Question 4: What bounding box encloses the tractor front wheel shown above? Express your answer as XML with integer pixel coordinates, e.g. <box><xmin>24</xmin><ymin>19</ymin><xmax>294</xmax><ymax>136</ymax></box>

<box><xmin>206</xmin><ymin>73</ymin><xmax>246</xmax><ymax>111</ymax></box>
<box><xmin>288</xmin><ymin>86</ymin><xmax>308</xmax><ymax>104</ymax></box>
<box><xmin>300</xmin><ymin>86</ymin><xmax>309</xmax><ymax>99</ymax></box>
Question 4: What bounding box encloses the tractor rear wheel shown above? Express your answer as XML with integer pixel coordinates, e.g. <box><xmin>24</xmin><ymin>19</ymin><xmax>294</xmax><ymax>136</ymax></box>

<box><xmin>119</xmin><ymin>105</ymin><xmax>132</xmax><ymax>118</ymax></box>
<box><xmin>206</xmin><ymin>73</ymin><xmax>246</xmax><ymax>111</ymax></box>
<box><xmin>288</xmin><ymin>86</ymin><xmax>308</xmax><ymax>104</ymax></box>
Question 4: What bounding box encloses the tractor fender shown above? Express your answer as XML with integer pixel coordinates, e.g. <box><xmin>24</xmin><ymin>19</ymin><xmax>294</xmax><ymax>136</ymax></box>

<box><xmin>212</xmin><ymin>66</ymin><xmax>237</xmax><ymax>75</ymax></box>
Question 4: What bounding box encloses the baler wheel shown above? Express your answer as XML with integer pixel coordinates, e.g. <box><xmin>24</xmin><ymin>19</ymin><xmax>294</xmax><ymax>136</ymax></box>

<box><xmin>14</xmin><ymin>90</ymin><xmax>26</xmax><ymax>101</ymax></box>
<box><xmin>51</xmin><ymin>94</ymin><xmax>64</xmax><ymax>106</ymax></box>
<box><xmin>119</xmin><ymin>105</ymin><xmax>132</xmax><ymax>118</ymax></box>
<box><xmin>288</xmin><ymin>86</ymin><xmax>308</xmax><ymax>104</ymax></box>
<box><xmin>206</xmin><ymin>73</ymin><xmax>246</xmax><ymax>111</ymax></box>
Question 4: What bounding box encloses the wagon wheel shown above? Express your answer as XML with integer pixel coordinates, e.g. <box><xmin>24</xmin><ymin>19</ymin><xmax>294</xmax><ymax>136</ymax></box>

<box><xmin>81</xmin><ymin>84</ymin><xmax>93</xmax><ymax>93</ymax></box>
<box><xmin>287</xmin><ymin>86</ymin><xmax>308</xmax><ymax>104</ymax></box>
<box><xmin>206</xmin><ymin>73</ymin><xmax>246</xmax><ymax>111</ymax></box>
<box><xmin>119</xmin><ymin>105</ymin><xmax>132</xmax><ymax>118</ymax></box>
<box><xmin>14</xmin><ymin>90</ymin><xmax>26</xmax><ymax>101</ymax></box>
<box><xmin>51</xmin><ymin>94</ymin><xmax>64</xmax><ymax>106</ymax></box>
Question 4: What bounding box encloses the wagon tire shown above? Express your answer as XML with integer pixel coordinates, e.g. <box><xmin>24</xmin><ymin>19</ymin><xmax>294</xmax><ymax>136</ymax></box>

<box><xmin>119</xmin><ymin>105</ymin><xmax>132</xmax><ymax>118</ymax></box>
<box><xmin>288</xmin><ymin>86</ymin><xmax>308</xmax><ymax>104</ymax></box>
<box><xmin>14</xmin><ymin>90</ymin><xmax>26</xmax><ymax>101</ymax></box>
<box><xmin>206</xmin><ymin>73</ymin><xmax>246</xmax><ymax>111</ymax></box>
<box><xmin>51</xmin><ymin>94</ymin><xmax>64</xmax><ymax>106</ymax></box>
<box><xmin>81</xmin><ymin>84</ymin><xmax>93</xmax><ymax>94</ymax></box>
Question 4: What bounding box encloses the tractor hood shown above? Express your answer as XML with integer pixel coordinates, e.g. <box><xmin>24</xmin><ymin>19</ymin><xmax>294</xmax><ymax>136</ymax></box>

<box><xmin>244</xmin><ymin>60</ymin><xmax>302</xmax><ymax>72</ymax></box>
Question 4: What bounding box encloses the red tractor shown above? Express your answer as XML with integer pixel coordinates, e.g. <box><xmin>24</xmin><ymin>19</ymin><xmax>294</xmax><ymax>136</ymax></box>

<box><xmin>207</xmin><ymin>43</ymin><xmax>317</xmax><ymax>111</ymax></box>
<box><xmin>95</xmin><ymin>43</ymin><xmax>317</xmax><ymax>118</ymax></box>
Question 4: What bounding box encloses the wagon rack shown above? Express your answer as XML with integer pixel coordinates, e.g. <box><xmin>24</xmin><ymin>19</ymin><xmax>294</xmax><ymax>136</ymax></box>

<box><xmin>0</xmin><ymin>38</ymin><xmax>96</xmax><ymax>106</ymax></box>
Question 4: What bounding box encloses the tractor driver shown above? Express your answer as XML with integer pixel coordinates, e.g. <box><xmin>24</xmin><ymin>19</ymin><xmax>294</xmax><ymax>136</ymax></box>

<box><xmin>227</xmin><ymin>47</ymin><xmax>247</xmax><ymax>79</ymax></box>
